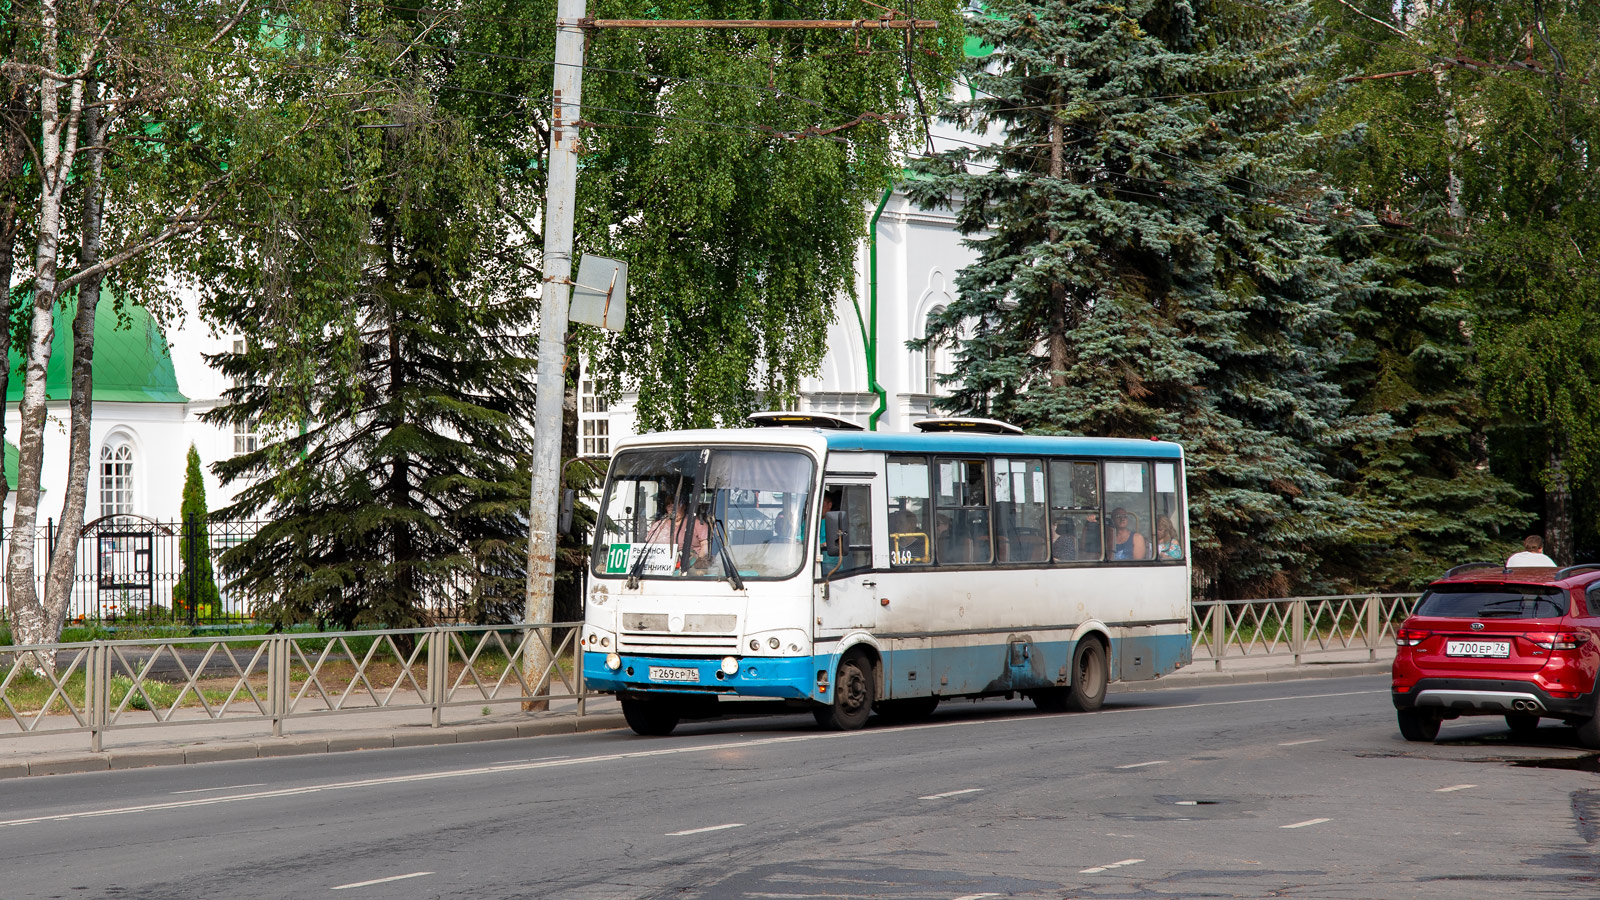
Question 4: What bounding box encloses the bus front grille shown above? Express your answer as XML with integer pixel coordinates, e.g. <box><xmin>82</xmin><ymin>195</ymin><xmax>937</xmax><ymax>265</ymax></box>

<box><xmin>620</xmin><ymin>632</ymin><xmax>740</xmax><ymax>653</ymax></box>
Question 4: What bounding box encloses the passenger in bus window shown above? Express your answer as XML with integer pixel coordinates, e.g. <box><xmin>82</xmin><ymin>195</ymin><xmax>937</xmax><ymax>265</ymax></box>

<box><xmin>1156</xmin><ymin>517</ymin><xmax>1183</xmax><ymax>560</ymax></box>
<box><xmin>1108</xmin><ymin>508</ymin><xmax>1148</xmax><ymax>560</ymax></box>
<box><xmin>1052</xmin><ymin>519</ymin><xmax>1076</xmax><ymax>561</ymax></box>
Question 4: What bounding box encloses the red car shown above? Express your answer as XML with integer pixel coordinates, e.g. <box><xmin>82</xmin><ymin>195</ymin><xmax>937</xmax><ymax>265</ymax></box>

<box><xmin>1392</xmin><ymin>563</ymin><xmax>1600</xmax><ymax>745</ymax></box>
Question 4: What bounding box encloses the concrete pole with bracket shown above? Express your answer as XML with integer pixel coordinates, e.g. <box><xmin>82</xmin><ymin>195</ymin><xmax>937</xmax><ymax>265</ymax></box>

<box><xmin>523</xmin><ymin>0</ymin><xmax>587</xmax><ymax>711</ymax></box>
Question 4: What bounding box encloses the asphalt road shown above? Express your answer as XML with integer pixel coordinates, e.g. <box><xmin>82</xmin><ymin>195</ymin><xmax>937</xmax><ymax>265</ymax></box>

<box><xmin>3</xmin><ymin>675</ymin><xmax>1599</xmax><ymax>899</ymax></box>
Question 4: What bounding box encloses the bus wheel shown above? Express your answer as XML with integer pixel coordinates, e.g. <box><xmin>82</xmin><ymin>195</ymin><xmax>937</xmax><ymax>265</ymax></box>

<box><xmin>1064</xmin><ymin>639</ymin><xmax>1108</xmax><ymax>712</ymax></box>
<box><xmin>621</xmin><ymin>697</ymin><xmax>680</xmax><ymax>736</ymax></box>
<box><xmin>813</xmin><ymin>651</ymin><xmax>875</xmax><ymax>731</ymax></box>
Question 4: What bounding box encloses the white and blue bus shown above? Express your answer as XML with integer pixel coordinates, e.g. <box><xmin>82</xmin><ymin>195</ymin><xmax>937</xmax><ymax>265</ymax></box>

<box><xmin>581</xmin><ymin>416</ymin><xmax>1191</xmax><ymax>735</ymax></box>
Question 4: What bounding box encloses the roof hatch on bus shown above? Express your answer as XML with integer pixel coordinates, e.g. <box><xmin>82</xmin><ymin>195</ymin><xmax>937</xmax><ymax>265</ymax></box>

<box><xmin>912</xmin><ymin>417</ymin><xmax>1025</xmax><ymax>435</ymax></box>
<box><xmin>746</xmin><ymin>411</ymin><xmax>865</xmax><ymax>431</ymax></box>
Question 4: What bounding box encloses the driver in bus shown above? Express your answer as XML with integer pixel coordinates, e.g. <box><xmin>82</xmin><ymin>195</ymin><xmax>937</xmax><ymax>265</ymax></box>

<box><xmin>646</xmin><ymin>493</ymin><xmax>709</xmax><ymax>572</ymax></box>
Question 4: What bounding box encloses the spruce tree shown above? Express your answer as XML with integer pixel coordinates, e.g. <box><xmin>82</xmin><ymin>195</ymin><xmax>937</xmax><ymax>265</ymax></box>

<box><xmin>908</xmin><ymin>0</ymin><xmax>1393</xmax><ymax>596</ymax></box>
<box><xmin>200</xmin><ymin>9</ymin><xmax>537</xmax><ymax>629</ymax></box>
<box><xmin>172</xmin><ymin>444</ymin><xmax>222</xmax><ymax>620</ymax></box>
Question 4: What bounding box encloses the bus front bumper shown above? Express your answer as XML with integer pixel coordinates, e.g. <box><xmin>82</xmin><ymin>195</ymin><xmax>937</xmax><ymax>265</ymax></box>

<box><xmin>583</xmin><ymin>651</ymin><xmax>816</xmax><ymax>700</ymax></box>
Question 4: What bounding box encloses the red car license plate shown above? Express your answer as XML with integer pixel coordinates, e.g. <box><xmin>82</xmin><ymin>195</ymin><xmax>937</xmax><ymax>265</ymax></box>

<box><xmin>1445</xmin><ymin>640</ymin><xmax>1510</xmax><ymax>658</ymax></box>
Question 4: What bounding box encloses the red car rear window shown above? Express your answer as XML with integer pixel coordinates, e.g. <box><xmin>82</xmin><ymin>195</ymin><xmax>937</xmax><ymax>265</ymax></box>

<box><xmin>1415</xmin><ymin>584</ymin><xmax>1567</xmax><ymax>619</ymax></box>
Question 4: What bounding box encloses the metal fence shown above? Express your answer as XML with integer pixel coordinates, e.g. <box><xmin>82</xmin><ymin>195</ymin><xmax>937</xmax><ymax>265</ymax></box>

<box><xmin>0</xmin><ymin>622</ymin><xmax>584</xmax><ymax>751</ymax></box>
<box><xmin>0</xmin><ymin>594</ymin><xmax>1424</xmax><ymax>753</ymax></box>
<box><xmin>0</xmin><ymin>517</ymin><xmax>512</xmax><ymax>625</ymax></box>
<box><xmin>1191</xmin><ymin>593</ymin><xmax>1422</xmax><ymax>668</ymax></box>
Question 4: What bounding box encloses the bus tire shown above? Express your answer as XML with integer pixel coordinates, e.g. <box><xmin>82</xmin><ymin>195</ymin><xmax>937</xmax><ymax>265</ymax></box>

<box><xmin>1064</xmin><ymin>639</ymin><xmax>1108</xmax><ymax>712</ymax></box>
<box><xmin>621</xmin><ymin>697</ymin><xmax>680</xmax><ymax>736</ymax></box>
<box><xmin>813</xmin><ymin>650</ymin><xmax>875</xmax><ymax>731</ymax></box>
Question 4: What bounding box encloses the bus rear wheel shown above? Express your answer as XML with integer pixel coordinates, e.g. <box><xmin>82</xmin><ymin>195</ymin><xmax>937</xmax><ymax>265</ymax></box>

<box><xmin>621</xmin><ymin>697</ymin><xmax>680</xmax><ymax>736</ymax></box>
<box><xmin>1064</xmin><ymin>639</ymin><xmax>1108</xmax><ymax>712</ymax></box>
<box><xmin>814</xmin><ymin>651</ymin><xmax>875</xmax><ymax>731</ymax></box>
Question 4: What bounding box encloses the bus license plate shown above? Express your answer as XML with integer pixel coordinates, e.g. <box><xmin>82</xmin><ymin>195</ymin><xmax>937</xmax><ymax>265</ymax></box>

<box><xmin>649</xmin><ymin>666</ymin><xmax>699</xmax><ymax>683</ymax></box>
<box><xmin>1445</xmin><ymin>640</ymin><xmax>1510</xmax><ymax>658</ymax></box>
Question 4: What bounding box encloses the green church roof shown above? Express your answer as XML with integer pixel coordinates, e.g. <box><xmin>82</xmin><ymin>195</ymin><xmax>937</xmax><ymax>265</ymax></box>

<box><xmin>4</xmin><ymin>442</ymin><xmax>15</xmax><ymax>492</ymax></box>
<box><xmin>6</xmin><ymin>286</ymin><xmax>187</xmax><ymax>404</ymax></box>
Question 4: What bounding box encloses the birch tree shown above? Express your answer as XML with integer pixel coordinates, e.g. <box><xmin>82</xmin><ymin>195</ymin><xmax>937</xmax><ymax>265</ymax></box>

<box><xmin>2</xmin><ymin>0</ymin><xmax>268</xmax><ymax>654</ymax></box>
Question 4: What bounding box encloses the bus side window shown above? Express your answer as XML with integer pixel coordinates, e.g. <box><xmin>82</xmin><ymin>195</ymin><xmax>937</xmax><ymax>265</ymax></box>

<box><xmin>1049</xmin><ymin>460</ymin><xmax>1102</xmax><ymax>562</ymax></box>
<box><xmin>993</xmin><ymin>458</ymin><xmax>1048</xmax><ymax>563</ymax></box>
<box><xmin>887</xmin><ymin>456</ymin><xmax>933</xmax><ymax>567</ymax></box>
<box><xmin>823</xmin><ymin>484</ymin><xmax>874</xmax><ymax>575</ymax></box>
<box><xmin>934</xmin><ymin>458</ymin><xmax>992</xmax><ymax>565</ymax></box>
<box><xmin>1104</xmin><ymin>461</ymin><xmax>1154</xmax><ymax>561</ymax></box>
<box><xmin>1154</xmin><ymin>462</ymin><xmax>1184</xmax><ymax>561</ymax></box>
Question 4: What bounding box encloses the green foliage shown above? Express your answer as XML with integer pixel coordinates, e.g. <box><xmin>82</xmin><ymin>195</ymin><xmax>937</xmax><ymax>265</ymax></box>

<box><xmin>172</xmin><ymin>445</ymin><xmax>223</xmax><ymax>617</ymax></box>
<box><xmin>908</xmin><ymin>0</ymin><xmax>1395</xmax><ymax>596</ymax></box>
<box><xmin>200</xmin><ymin>0</ymin><xmax>540</xmax><ymax>629</ymax></box>
<box><xmin>575</xmin><ymin>0</ymin><xmax>964</xmax><ymax>430</ymax></box>
<box><xmin>1316</xmin><ymin>0</ymin><xmax>1600</xmax><ymax>564</ymax></box>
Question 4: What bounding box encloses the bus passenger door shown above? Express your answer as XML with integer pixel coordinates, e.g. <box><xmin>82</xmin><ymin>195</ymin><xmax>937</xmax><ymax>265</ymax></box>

<box><xmin>816</xmin><ymin>478</ymin><xmax>882</xmax><ymax>634</ymax></box>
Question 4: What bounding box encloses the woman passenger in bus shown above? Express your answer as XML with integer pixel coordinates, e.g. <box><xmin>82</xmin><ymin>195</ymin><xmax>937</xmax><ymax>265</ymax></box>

<box><xmin>1051</xmin><ymin>518</ymin><xmax>1077</xmax><ymax>561</ymax></box>
<box><xmin>1108</xmin><ymin>508</ymin><xmax>1148</xmax><ymax>560</ymax></box>
<box><xmin>1156</xmin><ymin>517</ymin><xmax>1182</xmax><ymax>560</ymax></box>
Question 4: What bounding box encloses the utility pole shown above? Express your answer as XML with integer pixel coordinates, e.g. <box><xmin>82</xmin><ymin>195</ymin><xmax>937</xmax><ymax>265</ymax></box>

<box><xmin>521</xmin><ymin>6</ymin><xmax>939</xmax><ymax>708</ymax></box>
<box><xmin>523</xmin><ymin>0</ymin><xmax>587</xmax><ymax>711</ymax></box>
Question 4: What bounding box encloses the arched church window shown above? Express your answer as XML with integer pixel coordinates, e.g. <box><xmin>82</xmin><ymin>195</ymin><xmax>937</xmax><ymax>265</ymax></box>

<box><xmin>100</xmin><ymin>441</ymin><xmax>135</xmax><ymax>518</ymax></box>
<box><xmin>924</xmin><ymin>305</ymin><xmax>947</xmax><ymax>395</ymax></box>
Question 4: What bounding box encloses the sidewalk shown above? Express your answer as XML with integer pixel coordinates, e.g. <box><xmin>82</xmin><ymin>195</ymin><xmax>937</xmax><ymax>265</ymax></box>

<box><xmin>0</xmin><ymin>648</ymin><xmax>1393</xmax><ymax>779</ymax></box>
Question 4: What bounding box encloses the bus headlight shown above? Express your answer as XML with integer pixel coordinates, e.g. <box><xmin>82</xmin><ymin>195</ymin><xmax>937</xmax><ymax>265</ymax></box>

<box><xmin>750</xmin><ymin>639</ymin><xmax>760</xmax><ymax>651</ymax></box>
<box><xmin>605</xmin><ymin>652</ymin><xmax>622</xmax><ymax>671</ymax></box>
<box><xmin>768</xmin><ymin>637</ymin><xmax>780</xmax><ymax>649</ymax></box>
<box><xmin>720</xmin><ymin>656</ymin><xmax>739</xmax><ymax>676</ymax></box>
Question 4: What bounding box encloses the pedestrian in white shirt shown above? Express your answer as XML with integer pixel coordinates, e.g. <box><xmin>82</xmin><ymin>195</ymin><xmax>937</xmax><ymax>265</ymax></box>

<box><xmin>1506</xmin><ymin>535</ymin><xmax>1557</xmax><ymax>567</ymax></box>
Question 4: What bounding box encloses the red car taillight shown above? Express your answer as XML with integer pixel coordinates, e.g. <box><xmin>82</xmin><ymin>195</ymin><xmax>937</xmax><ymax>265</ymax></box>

<box><xmin>1396</xmin><ymin>628</ymin><xmax>1428</xmax><ymax>647</ymax></box>
<box><xmin>1529</xmin><ymin>632</ymin><xmax>1588</xmax><ymax>650</ymax></box>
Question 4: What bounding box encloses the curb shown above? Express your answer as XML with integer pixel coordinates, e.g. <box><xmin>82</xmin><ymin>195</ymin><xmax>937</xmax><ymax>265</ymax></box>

<box><xmin>2</xmin><ymin>714</ymin><xmax>629</xmax><ymax>780</ymax></box>
<box><xmin>3</xmin><ymin>663</ymin><xmax>1393</xmax><ymax>779</ymax></box>
<box><xmin>1110</xmin><ymin>661</ymin><xmax>1391</xmax><ymax>693</ymax></box>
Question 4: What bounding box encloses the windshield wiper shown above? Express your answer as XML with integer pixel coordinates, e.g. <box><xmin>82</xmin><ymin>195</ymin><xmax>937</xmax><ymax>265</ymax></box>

<box><xmin>711</xmin><ymin>518</ymin><xmax>745</xmax><ymax>591</ymax></box>
<box><xmin>626</xmin><ymin>532</ymin><xmax>653</xmax><ymax>589</ymax></box>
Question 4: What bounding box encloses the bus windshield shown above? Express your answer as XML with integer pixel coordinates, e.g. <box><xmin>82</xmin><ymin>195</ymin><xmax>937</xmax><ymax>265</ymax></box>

<box><xmin>593</xmin><ymin>447</ymin><xmax>816</xmax><ymax>581</ymax></box>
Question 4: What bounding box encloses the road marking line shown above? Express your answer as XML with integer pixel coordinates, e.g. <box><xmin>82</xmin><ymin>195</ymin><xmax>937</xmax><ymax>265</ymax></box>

<box><xmin>951</xmin><ymin>894</ymin><xmax>1001</xmax><ymax>900</ymax></box>
<box><xmin>1278</xmin><ymin>738</ymin><xmax>1324</xmax><ymax>746</ymax></box>
<box><xmin>331</xmin><ymin>872</ymin><xmax>433</xmax><ymax>890</ymax></box>
<box><xmin>170</xmin><ymin>783</ymin><xmax>267</xmax><ymax>795</ymax></box>
<box><xmin>1114</xmin><ymin>760</ymin><xmax>1167</xmax><ymax>769</ymax></box>
<box><xmin>489</xmin><ymin>755</ymin><xmax>568</xmax><ymax>767</ymax></box>
<box><xmin>666</xmin><ymin>823</ymin><xmax>744</xmax><ymax>836</ymax></box>
<box><xmin>1282</xmin><ymin>818</ymin><xmax>1330</xmax><ymax>829</ymax></box>
<box><xmin>1079</xmin><ymin>858</ymin><xmax>1144</xmax><ymax>874</ymax></box>
<box><xmin>1435</xmin><ymin>784</ymin><xmax>1477</xmax><ymax>792</ymax></box>
<box><xmin>0</xmin><ymin>688</ymin><xmax>1386</xmax><ymax>830</ymax></box>
<box><xmin>920</xmin><ymin>788</ymin><xmax>984</xmax><ymax>800</ymax></box>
